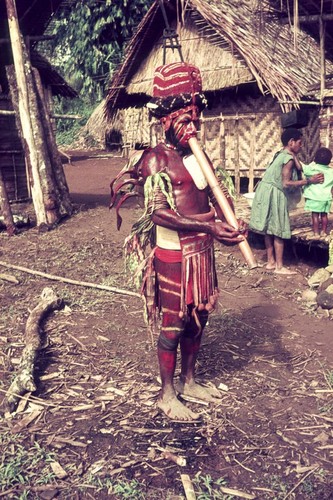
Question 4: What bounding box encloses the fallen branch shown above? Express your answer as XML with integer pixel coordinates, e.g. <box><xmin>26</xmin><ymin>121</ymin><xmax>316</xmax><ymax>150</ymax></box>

<box><xmin>0</xmin><ymin>260</ymin><xmax>141</xmax><ymax>297</ymax></box>
<box><xmin>6</xmin><ymin>287</ymin><xmax>63</xmax><ymax>412</ymax></box>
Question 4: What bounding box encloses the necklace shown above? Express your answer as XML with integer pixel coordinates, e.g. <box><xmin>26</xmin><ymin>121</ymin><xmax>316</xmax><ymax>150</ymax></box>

<box><xmin>164</xmin><ymin>141</ymin><xmax>176</xmax><ymax>150</ymax></box>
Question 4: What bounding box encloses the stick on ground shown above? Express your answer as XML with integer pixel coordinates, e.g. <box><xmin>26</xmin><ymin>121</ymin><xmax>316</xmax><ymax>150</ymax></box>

<box><xmin>6</xmin><ymin>287</ymin><xmax>63</xmax><ymax>412</ymax></box>
<box><xmin>0</xmin><ymin>260</ymin><xmax>141</xmax><ymax>297</ymax></box>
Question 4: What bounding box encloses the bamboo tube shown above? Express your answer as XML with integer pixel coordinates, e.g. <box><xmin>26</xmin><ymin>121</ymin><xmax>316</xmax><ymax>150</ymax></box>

<box><xmin>188</xmin><ymin>137</ymin><xmax>258</xmax><ymax>269</ymax></box>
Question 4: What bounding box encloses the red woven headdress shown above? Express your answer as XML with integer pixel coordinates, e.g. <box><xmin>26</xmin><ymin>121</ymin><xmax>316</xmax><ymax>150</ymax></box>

<box><xmin>147</xmin><ymin>62</ymin><xmax>207</xmax><ymax>118</ymax></box>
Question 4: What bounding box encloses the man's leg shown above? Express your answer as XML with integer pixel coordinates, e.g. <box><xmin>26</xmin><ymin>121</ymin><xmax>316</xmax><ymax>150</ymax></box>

<box><xmin>177</xmin><ymin>309</ymin><xmax>222</xmax><ymax>402</ymax></box>
<box><xmin>264</xmin><ymin>234</ymin><xmax>276</xmax><ymax>269</ymax></box>
<box><xmin>179</xmin><ymin>309</ymin><xmax>206</xmax><ymax>385</ymax></box>
<box><xmin>155</xmin><ymin>258</ymin><xmax>199</xmax><ymax>420</ymax></box>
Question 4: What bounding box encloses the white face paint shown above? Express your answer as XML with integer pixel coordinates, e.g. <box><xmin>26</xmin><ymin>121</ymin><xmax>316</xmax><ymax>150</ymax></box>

<box><xmin>183</xmin><ymin>154</ymin><xmax>208</xmax><ymax>190</ymax></box>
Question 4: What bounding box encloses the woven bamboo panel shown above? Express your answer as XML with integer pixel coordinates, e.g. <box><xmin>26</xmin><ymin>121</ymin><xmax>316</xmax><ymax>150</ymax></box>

<box><xmin>300</xmin><ymin>109</ymin><xmax>320</xmax><ymax>163</ymax></box>
<box><xmin>123</xmin><ymin>107</ymin><xmax>150</xmax><ymax>149</ymax></box>
<box><xmin>0</xmin><ymin>151</ymin><xmax>28</xmax><ymax>201</ymax></box>
<box><xmin>0</xmin><ymin>99</ymin><xmax>28</xmax><ymax>202</ymax></box>
<box><xmin>205</xmin><ymin>93</ymin><xmax>279</xmax><ymax>115</ymax></box>
<box><xmin>319</xmin><ymin>105</ymin><xmax>333</xmax><ymax>150</ymax></box>
<box><xmin>140</xmin><ymin>92</ymin><xmax>327</xmax><ymax>196</ymax></box>
<box><xmin>202</xmin><ymin>108</ymin><xmax>281</xmax><ymax>194</ymax></box>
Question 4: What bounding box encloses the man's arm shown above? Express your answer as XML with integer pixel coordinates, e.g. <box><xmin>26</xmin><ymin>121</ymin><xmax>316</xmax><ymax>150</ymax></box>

<box><xmin>152</xmin><ymin>208</ymin><xmax>243</xmax><ymax>244</ymax></box>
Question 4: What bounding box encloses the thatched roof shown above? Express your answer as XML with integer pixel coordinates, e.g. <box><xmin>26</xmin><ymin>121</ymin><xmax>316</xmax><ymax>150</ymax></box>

<box><xmin>105</xmin><ymin>0</ymin><xmax>333</xmax><ymax>116</ymax></box>
<box><xmin>0</xmin><ymin>0</ymin><xmax>64</xmax><ymax>39</ymax></box>
<box><xmin>0</xmin><ymin>0</ymin><xmax>76</xmax><ymax>98</ymax></box>
<box><xmin>31</xmin><ymin>52</ymin><xmax>78</xmax><ymax>98</ymax></box>
<box><xmin>264</xmin><ymin>0</ymin><xmax>333</xmax><ymax>58</ymax></box>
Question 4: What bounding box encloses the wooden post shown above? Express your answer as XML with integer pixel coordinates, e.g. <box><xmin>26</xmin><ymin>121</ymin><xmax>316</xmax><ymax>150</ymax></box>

<box><xmin>234</xmin><ymin>120</ymin><xmax>240</xmax><ymax>195</ymax></box>
<box><xmin>319</xmin><ymin>15</ymin><xmax>326</xmax><ymax>100</ymax></box>
<box><xmin>5</xmin><ymin>0</ymin><xmax>48</xmax><ymax>226</ymax></box>
<box><xmin>6</xmin><ymin>0</ymin><xmax>73</xmax><ymax>227</ymax></box>
<box><xmin>32</xmin><ymin>69</ymin><xmax>73</xmax><ymax>216</ymax></box>
<box><xmin>0</xmin><ymin>167</ymin><xmax>16</xmax><ymax>235</ymax></box>
<box><xmin>6</xmin><ymin>66</ymin><xmax>59</xmax><ymax>225</ymax></box>
<box><xmin>248</xmin><ymin>119</ymin><xmax>255</xmax><ymax>193</ymax></box>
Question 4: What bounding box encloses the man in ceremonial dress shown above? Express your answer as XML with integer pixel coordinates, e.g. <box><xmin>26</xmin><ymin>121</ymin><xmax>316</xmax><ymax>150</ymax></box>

<box><xmin>114</xmin><ymin>63</ymin><xmax>246</xmax><ymax>421</ymax></box>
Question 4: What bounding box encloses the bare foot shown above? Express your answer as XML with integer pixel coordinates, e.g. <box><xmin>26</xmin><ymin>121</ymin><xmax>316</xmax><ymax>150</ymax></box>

<box><xmin>265</xmin><ymin>263</ymin><xmax>276</xmax><ymax>270</ymax></box>
<box><xmin>176</xmin><ymin>379</ymin><xmax>222</xmax><ymax>403</ymax></box>
<box><xmin>274</xmin><ymin>267</ymin><xmax>297</xmax><ymax>275</ymax></box>
<box><xmin>157</xmin><ymin>393</ymin><xmax>200</xmax><ymax>421</ymax></box>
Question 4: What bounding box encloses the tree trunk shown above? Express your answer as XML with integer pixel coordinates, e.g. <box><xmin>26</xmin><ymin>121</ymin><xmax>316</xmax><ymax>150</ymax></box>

<box><xmin>32</xmin><ymin>69</ymin><xmax>73</xmax><ymax>217</ymax></box>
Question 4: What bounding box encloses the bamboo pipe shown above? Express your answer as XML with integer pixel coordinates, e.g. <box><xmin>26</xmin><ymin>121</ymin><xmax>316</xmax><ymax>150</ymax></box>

<box><xmin>188</xmin><ymin>137</ymin><xmax>258</xmax><ymax>269</ymax></box>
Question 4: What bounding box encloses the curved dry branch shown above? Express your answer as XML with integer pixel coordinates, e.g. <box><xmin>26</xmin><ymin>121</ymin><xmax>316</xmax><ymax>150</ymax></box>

<box><xmin>6</xmin><ymin>287</ymin><xmax>63</xmax><ymax>412</ymax></box>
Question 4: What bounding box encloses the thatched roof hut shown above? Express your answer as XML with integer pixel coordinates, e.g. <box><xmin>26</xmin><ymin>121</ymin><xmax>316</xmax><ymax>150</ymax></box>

<box><xmin>106</xmin><ymin>0</ymin><xmax>333</xmax><ymax>113</ymax></box>
<box><xmin>102</xmin><ymin>0</ymin><xmax>333</xmax><ymax>194</ymax></box>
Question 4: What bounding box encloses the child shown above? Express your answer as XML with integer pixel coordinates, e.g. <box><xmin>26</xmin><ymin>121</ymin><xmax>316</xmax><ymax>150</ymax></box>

<box><xmin>303</xmin><ymin>147</ymin><xmax>333</xmax><ymax>238</ymax></box>
<box><xmin>250</xmin><ymin>128</ymin><xmax>324</xmax><ymax>275</ymax></box>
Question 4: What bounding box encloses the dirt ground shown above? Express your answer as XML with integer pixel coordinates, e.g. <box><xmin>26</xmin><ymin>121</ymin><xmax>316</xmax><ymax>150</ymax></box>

<box><xmin>0</xmin><ymin>151</ymin><xmax>333</xmax><ymax>500</ymax></box>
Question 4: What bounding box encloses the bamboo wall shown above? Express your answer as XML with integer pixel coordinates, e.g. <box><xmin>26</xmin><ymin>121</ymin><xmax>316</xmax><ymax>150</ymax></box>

<box><xmin>121</xmin><ymin>107</ymin><xmax>151</xmax><ymax>154</ymax></box>
<box><xmin>141</xmin><ymin>91</ymin><xmax>320</xmax><ymax>195</ymax></box>
<box><xmin>113</xmin><ymin>91</ymin><xmax>326</xmax><ymax>197</ymax></box>
<box><xmin>318</xmin><ymin>102</ymin><xmax>333</xmax><ymax>150</ymax></box>
<box><xmin>200</xmin><ymin>93</ymin><xmax>320</xmax><ymax>194</ymax></box>
<box><xmin>0</xmin><ymin>95</ymin><xmax>29</xmax><ymax>202</ymax></box>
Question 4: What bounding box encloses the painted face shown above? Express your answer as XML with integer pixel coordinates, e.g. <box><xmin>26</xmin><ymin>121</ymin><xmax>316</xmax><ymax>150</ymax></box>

<box><xmin>170</xmin><ymin>110</ymin><xmax>199</xmax><ymax>148</ymax></box>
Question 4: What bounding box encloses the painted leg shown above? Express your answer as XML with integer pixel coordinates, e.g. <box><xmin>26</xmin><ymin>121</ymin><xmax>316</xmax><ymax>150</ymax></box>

<box><xmin>157</xmin><ymin>317</ymin><xmax>199</xmax><ymax>420</ymax></box>
<box><xmin>177</xmin><ymin>311</ymin><xmax>222</xmax><ymax>402</ymax></box>
<box><xmin>155</xmin><ymin>259</ymin><xmax>200</xmax><ymax>421</ymax></box>
<box><xmin>264</xmin><ymin>234</ymin><xmax>276</xmax><ymax>269</ymax></box>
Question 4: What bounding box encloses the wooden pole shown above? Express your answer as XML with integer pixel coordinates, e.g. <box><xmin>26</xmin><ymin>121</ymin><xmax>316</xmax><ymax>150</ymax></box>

<box><xmin>0</xmin><ymin>260</ymin><xmax>142</xmax><ymax>297</ymax></box>
<box><xmin>188</xmin><ymin>137</ymin><xmax>258</xmax><ymax>269</ymax></box>
<box><xmin>32</xmin><ymin>68</ymin><xmax>73</xmax><ymax>216</ymax></box>
<box><xmin>5</xmin><ymin>0</ymin><xmax>48</xmax><ymax>225</ymax></box>
<box><xmin>319</xmin><ymin>15</ymin><xmax>326</xmax><ymax>100</ymax></box>
<box><xmin>0</xmin><ymin>168</ymin><xmax>16</xmax><ymax>235</ymax></box>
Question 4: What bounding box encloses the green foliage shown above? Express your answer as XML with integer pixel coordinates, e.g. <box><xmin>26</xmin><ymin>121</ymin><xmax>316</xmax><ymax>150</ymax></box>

<box><xmin>324</xmin><ymin>369</ymin><xmax>333</xmax><ymax>389</ymax></box>
<box><xmin>53</xmin><ymin>96</ymin><xmax>97</xmax><ymax>146</ymax></box>
<box><xmin>48</xmin><ymin>0</ymin><xmax>153</xmax><ymax>101</ymax></box>
<box><xmin>193</xmin><ymin>475</ymin><xmax>234</xmax><ymax>499</ymax></box>
<box><xmin>113</xmin><ymin>479</ymin><xmax>144</xmax><ymax>498</ymax></box>
<box><xmin>85</xmin><ymin>474</ymin><xmax>145</xmax><ymax>498</ymax></box>
<box><xmin>0</xmin><ymin>439</ymin><xmax>56</xmax><ymax>491</ymax></box>
<box><xmin>215</xmin><ymin>164</ymin><xmax>236</xmax><ymax>200</ymax></box>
